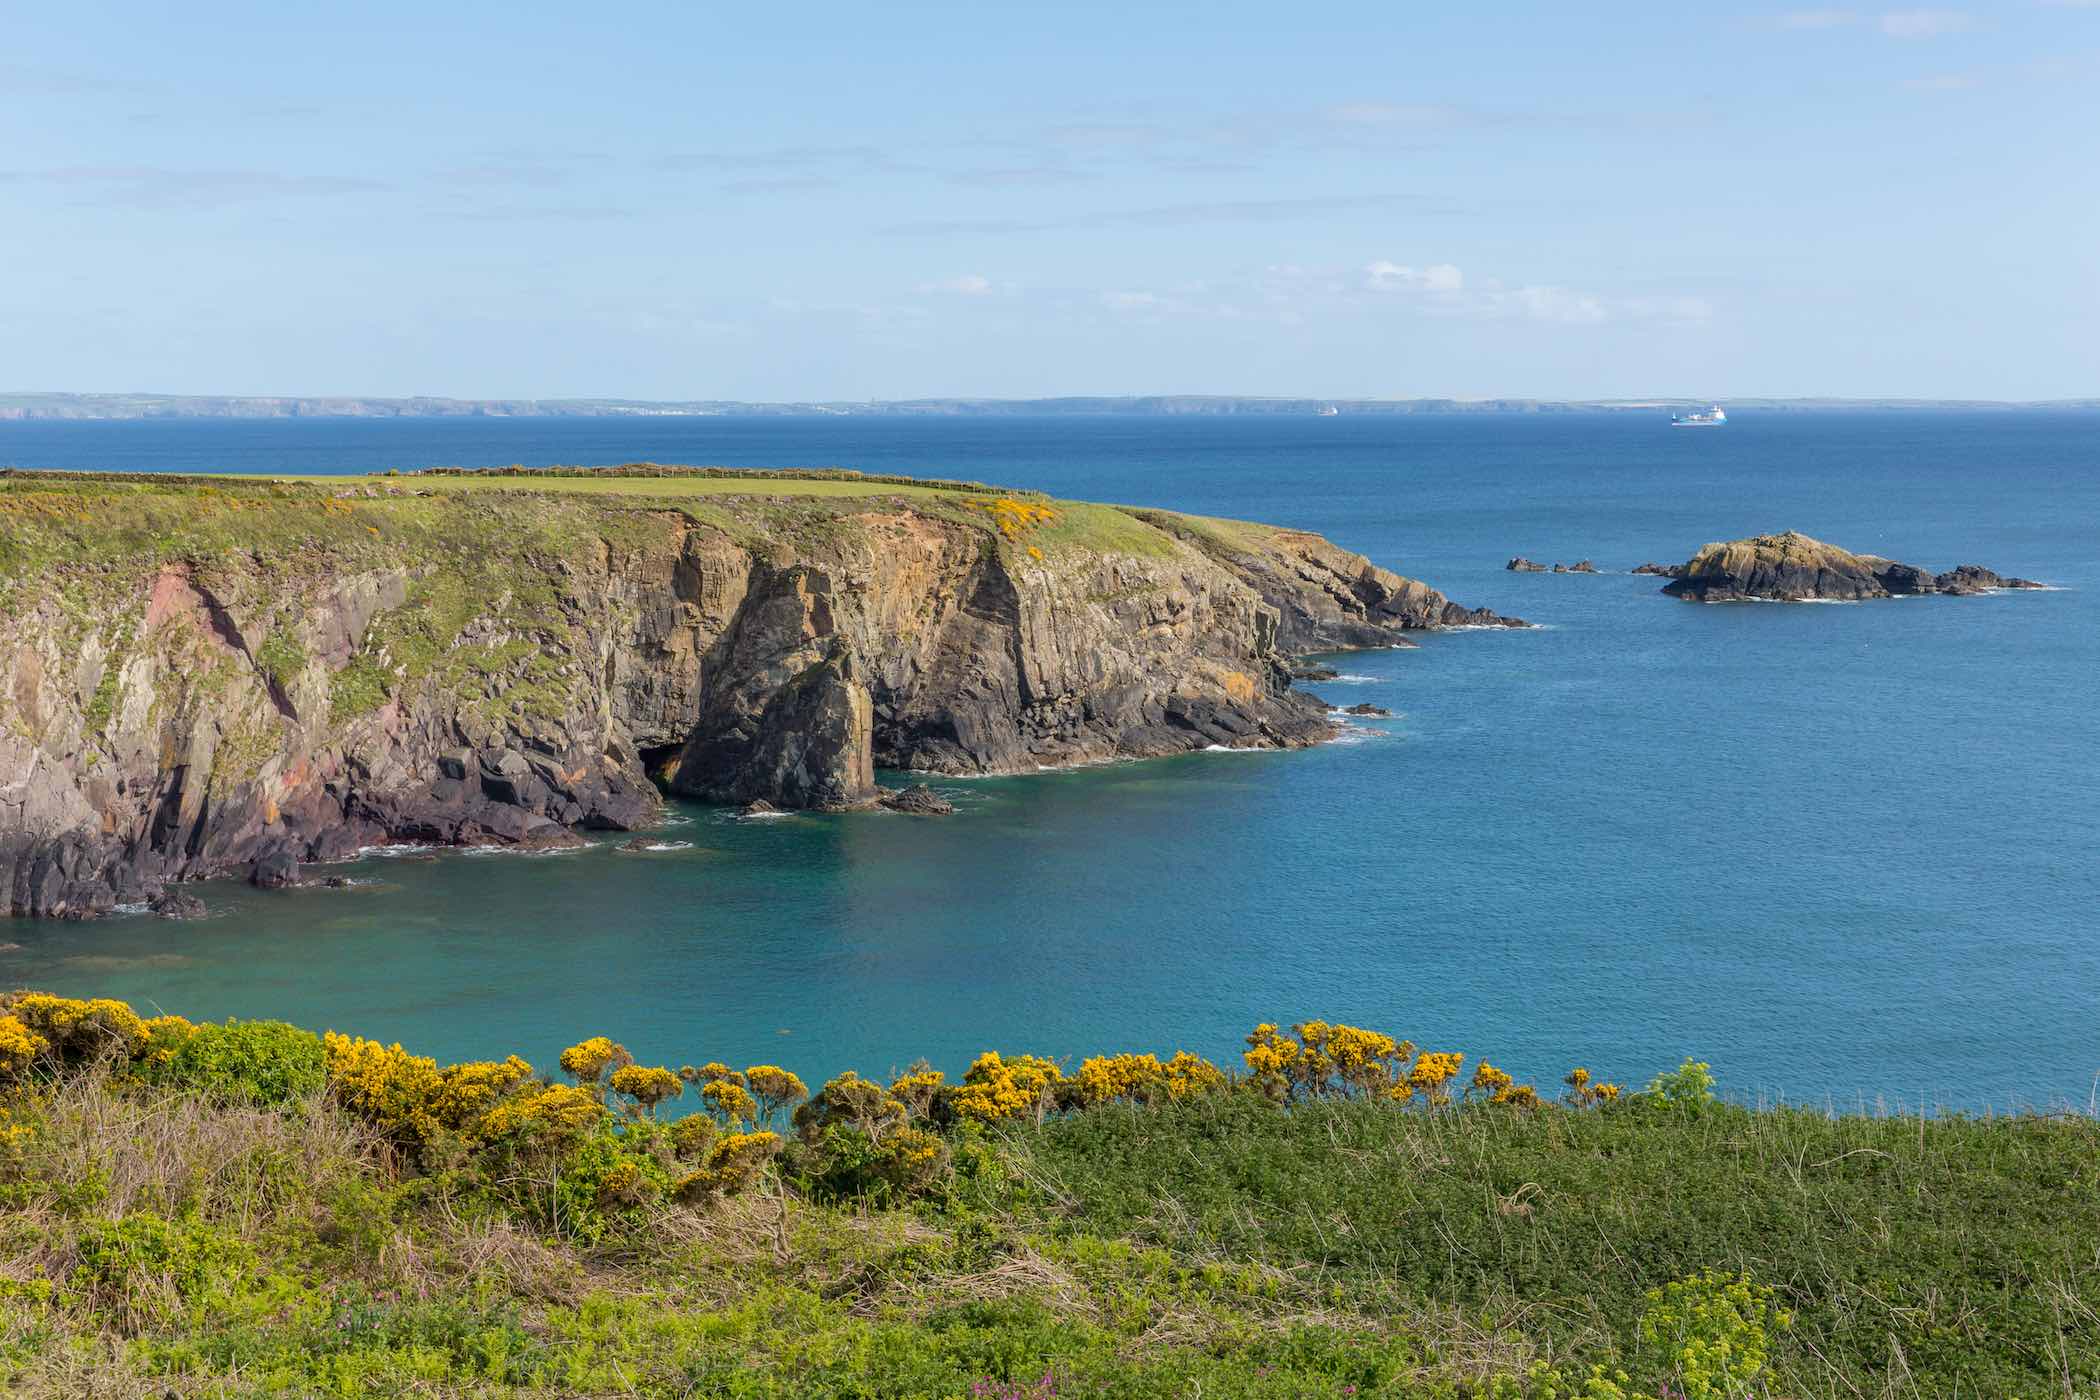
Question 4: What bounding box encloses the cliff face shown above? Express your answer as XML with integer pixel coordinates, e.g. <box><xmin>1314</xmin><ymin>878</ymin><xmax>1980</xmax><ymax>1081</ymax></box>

<box><xmin>0</xmin><ymin>473</ymin><xmax>1515</xmax><ymax>917</ymax></box>
<box><xmin>1661</xmin><ymin>531</ymin><xmax>2043</xmax><ymax>602</ymax></box>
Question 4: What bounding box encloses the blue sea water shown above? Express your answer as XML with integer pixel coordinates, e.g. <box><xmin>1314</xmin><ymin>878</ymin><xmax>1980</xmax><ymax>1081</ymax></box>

<box><xmin>3</xmin><ymin>411</ymin><xmax>2097</xmax><ymax>1110</ymax></box>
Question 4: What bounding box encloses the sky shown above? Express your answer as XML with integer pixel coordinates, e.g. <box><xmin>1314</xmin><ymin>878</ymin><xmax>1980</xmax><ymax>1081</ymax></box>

<box><xmin>3</xmin><ymin>1</ymin><xmax>2097</xmax><ymax>401</ymax></box>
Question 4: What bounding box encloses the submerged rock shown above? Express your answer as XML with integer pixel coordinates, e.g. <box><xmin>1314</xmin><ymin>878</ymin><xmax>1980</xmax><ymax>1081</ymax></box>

<box><xmin>1506</xmin><ymin>557</ymin><xmax>1547</xmax><ymax>572</ymax></box>
<box><xmin>149</xmin><ymin>890</ymin><xmax>208</xmax><ymax>920</ymax></box>
<box><xmin>739</xmin><ymin>799</ymin><xmax>780</xmax><ymax>818</ymax></box>
<box><xmin>878</xmin><ymin>784</ymin><xmax>955</xmax><ymax>816</ymax></box>
<box><xmin>1631</xmin><ymin>562</ymin><xmax>1686</xmax><ymax>578</ymax></box>
<box><xmin>1935</xmin><ymin>564</ymin><xmax>2045</xmax><ymax>595</ymax></box>
<box><xmin>1342</xmin><ymin>703</ymin><xmax>1392</xmax><ymax>717</ymax></box>
<box><xmin>1569</xmin><ymin>560</ymin><xmax>1597</xmax><ymax>574</ymax></box>
<box><xmin>1661</xmin><ymin>532</ymin><xmax>2041</xmax><ymax>603</ymax></box>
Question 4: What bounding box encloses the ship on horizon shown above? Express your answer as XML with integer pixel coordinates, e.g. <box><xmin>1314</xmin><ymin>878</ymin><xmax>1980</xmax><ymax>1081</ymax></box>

<box><xmin>1670</xmin><ymin>403</ymin><xmax>1727</xmax><ymax>427</ymax></box>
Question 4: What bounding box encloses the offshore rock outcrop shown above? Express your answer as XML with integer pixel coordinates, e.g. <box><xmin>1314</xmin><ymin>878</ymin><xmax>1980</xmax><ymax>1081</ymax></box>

<box><xmin>1</xmin><ymin>472</ymin><xmax>1517</xmax><ymax>916</ymax></box>
<box><xmin>1661</xmin><ymin>531</ymin><xmax>2043</xmax><ymax>602</ymax></box>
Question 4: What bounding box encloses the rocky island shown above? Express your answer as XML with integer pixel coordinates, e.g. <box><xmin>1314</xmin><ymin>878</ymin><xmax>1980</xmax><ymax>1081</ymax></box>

<box><xmin>0</xmin><ymin>467</ymin><xmax>1520</xmax><ymax>916</ymax></box>
<box><xmin>1659</xmin><ymin>531</ymin><xmax>2042</xmax><ymax>602</ymax></box>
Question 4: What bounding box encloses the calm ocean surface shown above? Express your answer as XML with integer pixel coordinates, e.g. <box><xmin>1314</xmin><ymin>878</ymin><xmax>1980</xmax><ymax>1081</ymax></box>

<box><xmin>3</xmin><ymin>412</ymin><xmax>2096</xmax><ymax>1110</ymax></box>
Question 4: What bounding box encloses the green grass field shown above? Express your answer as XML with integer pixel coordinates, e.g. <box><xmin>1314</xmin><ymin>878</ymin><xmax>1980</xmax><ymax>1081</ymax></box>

<box><xmin>2</xmin><ymin>995</ymin><xmax>2094</xmax><ymax>1398</ymax></box>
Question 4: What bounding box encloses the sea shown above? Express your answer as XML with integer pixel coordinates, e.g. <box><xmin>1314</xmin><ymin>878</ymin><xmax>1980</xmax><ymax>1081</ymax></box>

<box><xmin>3</xmin><ymin>411</ymin><xmax>2095</xmax><ymax>1111</ymax></box>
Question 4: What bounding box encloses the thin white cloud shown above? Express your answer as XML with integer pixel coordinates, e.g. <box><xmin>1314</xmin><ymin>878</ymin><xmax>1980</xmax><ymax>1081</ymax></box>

<box><xmin>1879</xmin><ymin>8</ymin><xmax>1974</xmax><ymax>36</ymax></box>
<box><xmin>920</xmin><ymin>273</ymin><xmax>995</xmax><ymax>296</ymax></box>
<box><xmin>1364</xmin><ymin>260</ymin><xmax>1465</xmax><ymax>294</ymax></box>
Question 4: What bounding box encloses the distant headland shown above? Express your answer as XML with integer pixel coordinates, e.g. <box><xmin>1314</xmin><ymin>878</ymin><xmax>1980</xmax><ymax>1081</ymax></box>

<box><xmin>4</xmin><ymin>392</ymin><xmax>2098</xmax><ymax>421</ymax></box>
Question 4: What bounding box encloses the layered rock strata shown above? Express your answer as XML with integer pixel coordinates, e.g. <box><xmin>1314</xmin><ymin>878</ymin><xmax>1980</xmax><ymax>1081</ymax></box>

<box><xmin>2</xmin><ymin>472</ymin><xmax>1518</xmax><ymax>915</ymax></box>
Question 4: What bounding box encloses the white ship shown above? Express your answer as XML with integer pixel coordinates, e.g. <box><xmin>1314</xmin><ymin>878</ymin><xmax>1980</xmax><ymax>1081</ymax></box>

<box><xmin>1670</xmin><ymin>404</ymin><xmax>1726</xmax><ymax>427</ymax></box>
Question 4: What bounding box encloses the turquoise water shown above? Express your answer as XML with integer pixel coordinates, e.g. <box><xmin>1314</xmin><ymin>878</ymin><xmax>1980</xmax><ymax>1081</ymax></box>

<box><xmin>4</xmin><ymin>412</ymin><xmax>2097</xmax><ymax>1108</ymax></box>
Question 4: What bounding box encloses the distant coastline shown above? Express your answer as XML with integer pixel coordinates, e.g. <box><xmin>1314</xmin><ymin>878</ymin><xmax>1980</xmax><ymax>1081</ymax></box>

<box><xmin>4</xmin><ymin>391</ymin><xmax>2097</xmax><ymax>422</ymax></box>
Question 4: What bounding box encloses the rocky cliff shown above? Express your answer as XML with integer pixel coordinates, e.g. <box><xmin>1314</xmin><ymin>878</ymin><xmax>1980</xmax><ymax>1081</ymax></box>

<box><xmin>1660</xmin><ymin>531</ymin><xmax>2042</xmax><ymax>602</ymax></box>
<box><xmin>1</xmin><ymin>470</ymin><xmax>1518</xmax><ymax>916</ymax></box>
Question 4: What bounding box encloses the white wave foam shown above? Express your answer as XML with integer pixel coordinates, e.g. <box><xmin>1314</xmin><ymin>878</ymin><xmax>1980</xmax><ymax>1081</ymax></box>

<box><xmin>461</xmin><ymin>842</ymin><xmax>596</xmax><ymax>857</ymax></box>
<box><xmin>356</xmin><ymin>843</ymin><xmax>434</xmax><ymax>858</ymax></box>
<box><xmin>110</xmin><ymin>901</ymin><xmax>151</xmax><ymax>917</ymax></box>
<box><xmin>640</xmin><ymin>840</ymin><xmax>694</xmax><ymax>851</ymax></box>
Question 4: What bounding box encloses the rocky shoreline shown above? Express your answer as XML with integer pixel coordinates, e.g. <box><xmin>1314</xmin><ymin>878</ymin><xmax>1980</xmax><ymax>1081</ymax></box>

<box><xmin>1</xmin><ymin>472</ymin><xmax>1521</xmax><ymax>917</ymax></box>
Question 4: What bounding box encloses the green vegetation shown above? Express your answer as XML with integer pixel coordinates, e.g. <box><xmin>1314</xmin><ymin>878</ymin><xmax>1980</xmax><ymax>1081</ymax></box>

<box><xmin>1</xmin><ymin>994</ymin><xmax>2093</xmax><ymax>1397</ymax></box>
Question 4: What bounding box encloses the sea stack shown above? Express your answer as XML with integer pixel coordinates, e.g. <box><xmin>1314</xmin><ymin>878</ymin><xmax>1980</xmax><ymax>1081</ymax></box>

<box><xmin>1660</xmin><ymin>531</ymin><xmax>2043</xmax><ymax>602</ymax></box>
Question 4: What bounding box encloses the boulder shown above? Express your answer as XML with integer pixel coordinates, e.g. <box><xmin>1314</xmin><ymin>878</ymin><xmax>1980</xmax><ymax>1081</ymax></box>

<box><xmin>1342</xmin><ymin>703</ymin><xmax>1392</xmax><ymax>717</ymax></box>
<box><xmin>878</xmin><ymin>783</ymin><xmax>955</xmax><ymax>816</ymax></box>
<box><xmin>740</xmin><ymin>799</ymin><xmax>779</xmax><ymax>817</ymax></box>
<box><xmin>1631</xmin><ymin>562</ymin><xmax>1686</xmax><ymax>578</ymax></box>
<box><xmin>149</xmin><ymin>890</ymin><xmax>208</xmax><ymax>920</ymax></box>
<box><xmin>249</xmin><ymin>850</ymin><xmax>301</xmax><ymax>889</ymax></box>
<box><xmin>1289</xmin><ymin>664</ymin><xmax>1341</xmax><ymax>681</ymax></box>
<box><xmin>1936</xmin><ymin>564</ymin><xmax>2045</xmax><ymax>595</ymax></box>
<box><xmin>1506</xmin><ymin>557</ymin><xmax>1547</xmax><ymax>572</ymax></box>
<box><xmin>1569</xmin><ymin>560</ymin><xmax>1597</xmax><ymax>574</ymax></box>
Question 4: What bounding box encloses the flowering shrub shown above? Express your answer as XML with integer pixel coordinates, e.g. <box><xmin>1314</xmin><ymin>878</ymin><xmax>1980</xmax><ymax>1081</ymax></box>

<box><xmin>477</xmin><ymin>1083</ymin><xmax>604</xmax><ymax>1148</ymax></box>
<box><xmin>1563</xmin><ymin>1067</ymin><xmax>1623</xmax><ymax>1107</ymax></box>
<box><xmin>607</xmin><ymin>1064</ymin><xmax>682</xmax><ymax>1116</ymax></box>
<box><xmin>558</xmin><ymin>1036</ymin><xmax>632</xmax><ymax>1090</ymax></box>
<box><xmin>1637</xmin><ymin>1270</ymin><xmax>1792</xmax><ymax>1398</ymax></box>
<box><xmin>963</xmin><ymin>495</ymin><xmax>1060</xmax><ymax>543</ymax></box>
<box><xmin>0</xmin><ymin>1015</ymin><xmax>50</xmax><ymax>1080</ymax></box>
<box><xmin>743</xmin><ymin>1065</ymin><xmax>809</xmax><ymax>1123</ymax></box>
<box><xmin>1406</xmin><ymin>1051</ymin><xmax>1466</xmax><ymax>1108</ymax></box>
<box><xmin>887</xmin><ymin>1067</ymin><xmax>945</xmax><ymax>1119</ymax></box>
<box><xmin>8</xmin><ymin>995</ymin><xmax>149</xmax><ymax>1063</ymax></box>
<box><xmin>952</xmin><ymin>1052</ymin><xmax>1064</xmax><ymax>1125</ymax></box>
<box><xmin>674</xmin><ymin>1131</ymin><xmax>783</xmax><ymax>1202</ymax></box>
<box><xmin>702</xmin><ymin>1079</ymin><xmax>758</xmax><ymax>1126</ymax></box>
<box><xmin>791</xmin><ymin>1071</ymin><xmax>951</xmax><ymax>1202</ymax></box>
<box><xmin>1073</xmin><ymin>1051</ymin><xmax>1227</xmax><ymax>1107</ymax></box>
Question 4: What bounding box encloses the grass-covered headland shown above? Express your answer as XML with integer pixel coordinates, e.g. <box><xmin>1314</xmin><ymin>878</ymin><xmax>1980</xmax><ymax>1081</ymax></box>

<box><xmin>0</xmin><ymin>994</ymin><xmax>2094</xmax><ymax>1398</ymax></box>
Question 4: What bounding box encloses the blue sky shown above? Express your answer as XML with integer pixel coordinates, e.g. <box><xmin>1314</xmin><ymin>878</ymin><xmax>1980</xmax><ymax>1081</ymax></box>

<box><xmin>4</xmin><ymin>2</ymin><xmax>2096</xmax><ymax>400</ymax></box>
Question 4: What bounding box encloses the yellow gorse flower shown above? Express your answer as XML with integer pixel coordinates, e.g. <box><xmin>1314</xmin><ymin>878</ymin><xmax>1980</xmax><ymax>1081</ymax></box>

<box><xmin>962</xmin><ymin>495</ymin><xmax>1060</xmax><ymax>543</ymax></box>
<box><xmin>0</xmin><ymin>1015</ymin><xmax>49</xmax><ymax>1079</ymax></box>
<box><xmin>952</xmin><ymin>1051</ymin><xmax>1064</xmax><ymax>1124</ymax></box>
<box><xmin>607</xmin><ymin>1064</ymin><xmax>683</xmax><ymax>1115</ymax></box>
<box><xmin>558</xmin><ymin>1036</ymin><xmax>632</xmax><ymax>1086</ymax></box>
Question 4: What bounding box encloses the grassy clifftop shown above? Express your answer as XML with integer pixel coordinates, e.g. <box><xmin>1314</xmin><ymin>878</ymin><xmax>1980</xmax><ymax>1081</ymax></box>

<box><xmin>0</xmin><ymin>993</ymin><xmax>2094</xmax><ymax>1397</ymax></box>
<box><xmin>0</xmin><ymin>467</ymin><xmax>1295</xmax><ymax>599</ymax></box>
